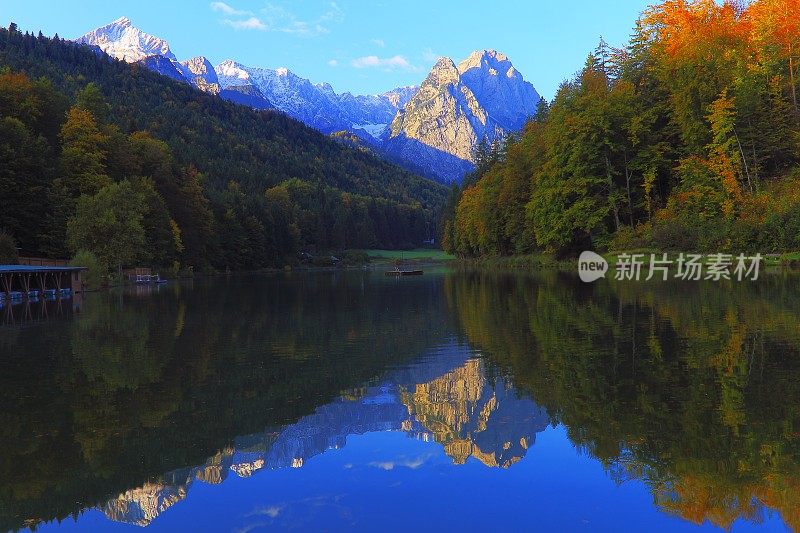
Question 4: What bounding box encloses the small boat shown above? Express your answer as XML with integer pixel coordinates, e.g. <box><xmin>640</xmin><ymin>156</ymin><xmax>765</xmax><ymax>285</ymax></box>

<box><xmin>385</xmin><ymin>269</ymin><xmax>423</xmax><ymax>276</ymax></box>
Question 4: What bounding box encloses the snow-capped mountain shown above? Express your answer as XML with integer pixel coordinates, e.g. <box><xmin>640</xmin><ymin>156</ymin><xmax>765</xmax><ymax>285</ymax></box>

<box><xmin>215</xmin><ymin>60</ymin><xmax>411</xmax><ymax>140</ymax></box>
<box><xmin>76</xmin><ymin>16</ymin><xmax>174</xmax><ymax>63</ymax></box>
<box><xmin>76</xmin><ymin>17</ymin><xmax>221</xmax><ymax>96</ymax></box>
<box><xmin>74</xmin><ymin>18</ymin><xmax>542</xmax><ymax>183</ymax></box>
<box><xmin>216</xmin><ymin>60</ymin><xmax>345</xmax><ymax>132</ymax></box>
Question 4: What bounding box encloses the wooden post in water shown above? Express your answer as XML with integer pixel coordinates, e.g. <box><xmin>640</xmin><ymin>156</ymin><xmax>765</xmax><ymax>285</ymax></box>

<box><xmin>21</xmin><ymin>273</ymin><xmax>31</xmax><ymax>298</ymax></box>
<box><xmin>1</xmin><ymin>272</ymin><xmax>13</xmax><ymax>299</ymax></box>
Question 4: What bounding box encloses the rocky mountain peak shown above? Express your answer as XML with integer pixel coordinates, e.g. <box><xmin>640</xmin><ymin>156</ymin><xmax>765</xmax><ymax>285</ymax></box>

<box><xmin>425</xmin><ymin>57</ymin><xmax>460</xmax><ymax>88</ymax></box>
<box><xmin>76</xmin><ymin>16</ymin><xmax>175</xmax><ymax>62</ymax></box>
<box><xmin>386</xmin><ymin>49</ymin><xmax>540</xmax><ymax>182</ymax></box>
<box><xmin>112</xmin><ymin>16</ymin><xmax>132</xmax><ymax>28</ymax></box>
<box><xmin>457</xmin><ymin>49</ymin><xmax>514</xmax><ymax>77</ymax></box>
<box><xmin>458</xmin><ymin>49</ymin><xmax>509</xmax><ymax>70</ymax></box>
<box><xmin>179</xmin><ymin>56</ymin><xmax>220</xmax><ymax>95</ymax></box>
<box><xmin>181</xmin><ymin>56</ymin><xmax>214</xmax><ymax>76</ymax></box>
<box><xmin>215</xmin><ymin>60</ymin><xmax>250</xmax><ymax>81</ymax></box>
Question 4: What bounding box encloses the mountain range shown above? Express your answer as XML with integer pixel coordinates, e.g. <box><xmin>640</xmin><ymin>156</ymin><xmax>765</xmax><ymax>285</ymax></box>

<box><xmin>76</xmin><ymin>17</ymin><xmax>542</xmax><ymax>183</ymax></box>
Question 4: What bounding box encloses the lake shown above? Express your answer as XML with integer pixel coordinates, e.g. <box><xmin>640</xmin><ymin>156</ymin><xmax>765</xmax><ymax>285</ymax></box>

<box><xmin>1</xmin><ymin>268</ymin><xmax>798</xmax><ymax>532</ymax></box>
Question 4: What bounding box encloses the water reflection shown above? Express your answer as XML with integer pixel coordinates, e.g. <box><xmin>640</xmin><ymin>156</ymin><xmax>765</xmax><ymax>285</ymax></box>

<box><xmin>446</xmin><ymin>270</ymin><xmax>800</xmax><ymax>530</ymax></box>
<box><xmin>1</xmin><ymin>269</ymin><xmax>799</xmax><ymax>531</ymax></box>
<box><xmin>97</xmin><ymin>345</ymin><xmax>549</xmax><ymax>527</ymax></box>
<box><xmin>1</xmin><ymin>272</ymin><xmax>453</xmax><ymax>532</ymax></box>
<box><xmin>0</xmin><ymin>294</ymin><xmax>80</xmax><ymax>326</ymax></box>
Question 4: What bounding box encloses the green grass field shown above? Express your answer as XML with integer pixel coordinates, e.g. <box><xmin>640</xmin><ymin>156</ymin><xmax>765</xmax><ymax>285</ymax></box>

<box><xmin>357</xmin><ymin>249</ymin><xmax>455</xmax><ymax>262</ymax></box>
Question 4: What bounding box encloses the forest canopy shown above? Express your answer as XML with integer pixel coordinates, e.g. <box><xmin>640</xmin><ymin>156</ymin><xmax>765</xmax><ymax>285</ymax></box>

<box><xmin>443</xmin><ymin>0</ymin><xmax>800</xmax><ymax>258</ymax></box>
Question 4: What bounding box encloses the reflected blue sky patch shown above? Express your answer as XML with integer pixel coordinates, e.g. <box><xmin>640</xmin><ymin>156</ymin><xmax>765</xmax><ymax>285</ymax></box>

<box><xmin>34</xmin><ymin>425</ymin><xmax>789</xmax><ymax>532</ymax></box>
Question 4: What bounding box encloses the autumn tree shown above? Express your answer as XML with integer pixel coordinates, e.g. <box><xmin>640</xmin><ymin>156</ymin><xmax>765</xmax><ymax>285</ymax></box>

<box><xmin>641</xmin><ymin>0</ymin><xmax>749</xmax><ymax>153</ymax></box>
<box><xmin>749</xmin><ymin>0</ymin><xmax>800</xmax><ymax>118</ymax></box>
<box><xmin>58</xmin><ymin>107</ymin><xmax>110</xmax><ymax>198</ymax></box>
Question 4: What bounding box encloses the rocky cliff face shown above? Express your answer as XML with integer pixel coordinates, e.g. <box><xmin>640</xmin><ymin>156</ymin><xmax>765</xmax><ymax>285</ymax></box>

<box><xmin>400</xmin><ymin>358</ymin><xmax>549</xmax><ymax>468</ymax></box>
<box><xmin>101</xmin><ymin>482</ymin><xmax>189</xmax><ymax>527</ymax></box>
<box><xmin>179</xmin><ymin>56</ymin><xmax>221</xmax><ymax>95</ymax></box>
<box><xmin>390</xmin><ymin>58</ymin><xmax>492</xmax><ymax>162</ymax></box>
<box><xmin>457</xmin><ymin>50</ymin><xmax>541</xmax><ymax>131</ymax></box>
<box><xmin>386</xmin><ymin>50</ymin><xmax>541</xmax><ymax>182</ymax></box>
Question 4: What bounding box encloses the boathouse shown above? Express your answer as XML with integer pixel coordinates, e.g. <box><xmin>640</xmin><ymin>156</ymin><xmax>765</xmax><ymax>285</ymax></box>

<box><xmin>0</xmin><ymin>265</ymin><xmax>86</xmax><ymax>300</ymax></box>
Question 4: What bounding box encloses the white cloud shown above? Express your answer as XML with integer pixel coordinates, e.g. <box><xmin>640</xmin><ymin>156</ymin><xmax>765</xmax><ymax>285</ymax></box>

<box><xmin>210</xmin><ymin>1</ymin><xmax>251</xmax><ymax>16</ymax></box>
<box><xmin>371</xmin><ymin>38</ymin><xmax>385</xmax><ymax>48</ymax></box>
<box><xmin>262</xmin><ymin>506</ymin><xmax>282</xmax><ymax>518</ymax></box>
<box><xmin>327</xmin><ymin>59</ymin><xmax>338</xmax><ymax>67</ymax></box>
<box><xmin>247</xmin><ymin>504</ymin><xmax>283</xmax><ymax>518</ymax></box>
<box><xmin>368</xmin><ymin>456</ymin><xmax>429</xmax><ymax>470</ymax></box>
<box><xmin>369</xmin><ymin>461</ymin><xmax>395</xmax><ymax>470</ymax></box>
<box><xmin>223</xmin><ymin>16</ymin><xmax>267</xmax><ymax>30</ymax></box>
<box><xmin>214</xmin><ymin>1</ymin><xmax>341</xmax><ymax>35</ymax></box>
<box><xmin>351</xmin><ymin>54</ymin><xmax>416</xmax><ymax>71</ymax></box>
<box><xmin>259</xmin><ymin>2</ymin><xmax>343</xmax><ymax>37</ymax></box>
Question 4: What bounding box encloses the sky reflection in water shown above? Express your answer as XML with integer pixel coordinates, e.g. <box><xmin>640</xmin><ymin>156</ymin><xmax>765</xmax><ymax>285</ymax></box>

<box><xmin>2</xmin><ymin>270</ymin><xmax>796</xmax><ymax>532</ymax></box>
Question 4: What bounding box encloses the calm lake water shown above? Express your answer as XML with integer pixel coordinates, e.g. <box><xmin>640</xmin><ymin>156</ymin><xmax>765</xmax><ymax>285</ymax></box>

<box><xmin>1</xmin><ymin>268</ymin><xmax>799</xmax><ymax>532</ymax></box>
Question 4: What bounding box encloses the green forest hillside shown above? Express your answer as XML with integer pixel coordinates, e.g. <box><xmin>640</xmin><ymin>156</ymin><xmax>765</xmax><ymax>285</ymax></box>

<box><xmin>443</xmin><ymin>0</ymin><xmax>800</xmax><ymax>258</ymax></box>
<box><xmin>0</xmin><ymin>26</ymin><xmax>446</xmax><ymax>271</ymax></box>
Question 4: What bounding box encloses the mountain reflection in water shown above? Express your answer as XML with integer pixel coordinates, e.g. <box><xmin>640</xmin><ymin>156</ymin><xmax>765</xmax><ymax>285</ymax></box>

<box><xmin>2</xmin><ymin>269</ymin><xmax>799</xmax><ymax>531</ymax></box>
<box><xmin>100</xmin><ymin>346</ymin><xmax>549</xmax><ymax>527</ymax></box>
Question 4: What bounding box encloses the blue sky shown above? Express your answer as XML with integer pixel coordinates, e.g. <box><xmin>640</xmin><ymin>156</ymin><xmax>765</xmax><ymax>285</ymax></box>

<box><xmin>1</xmin><ymin>0</ymin><xmax>653</xmax><ymax>99</ymax></box>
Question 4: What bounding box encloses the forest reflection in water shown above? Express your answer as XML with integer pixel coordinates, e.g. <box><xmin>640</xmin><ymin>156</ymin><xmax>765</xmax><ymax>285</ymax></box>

<box><xmin>1</xmin><ymin>269</ymin><xmax>799</xmax><ymax>531</ymax></box>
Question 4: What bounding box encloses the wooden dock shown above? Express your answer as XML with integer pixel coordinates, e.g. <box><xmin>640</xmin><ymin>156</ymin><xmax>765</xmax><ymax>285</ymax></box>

<box><xmin>385</xmin><ymin>269</ymin><xmax>424</xmax><ymax>276</ymax></box>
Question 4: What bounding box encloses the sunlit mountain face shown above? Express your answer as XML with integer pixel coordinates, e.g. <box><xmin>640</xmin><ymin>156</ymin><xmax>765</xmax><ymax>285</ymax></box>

<box><xmin>2</xmin><ymin>270</ymin><xmax>800</xmax><ymax>531</ymax></box>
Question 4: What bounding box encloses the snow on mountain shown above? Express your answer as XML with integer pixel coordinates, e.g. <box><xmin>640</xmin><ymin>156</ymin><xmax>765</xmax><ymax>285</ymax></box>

<box><xmin>214</xmin><ymin>60</ymin><xmax>413</xmax><ymax>137</ymax></box>
<box><xmin>74</xmin><ymin>18</ymin><xmax>221</xmax><ymax>95</ymax></box>
<box><xmin>75</xmin><ymin>19</ymin><xmax>542</xmax><ymax>183</ymax></box>
<box><xmin>76</xmin><ymin>16</ymin><xmax>175</xmax><ymax>63</ymax></box>
<box><xmin>216</xmin><ymin>60</ymin><xmax>343</xmax><ymax>131</ymax></box>
<box><xmin>137</xmin><ymin>55</ymin><xmax>184</xmax><ymax>82</ymax></box>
